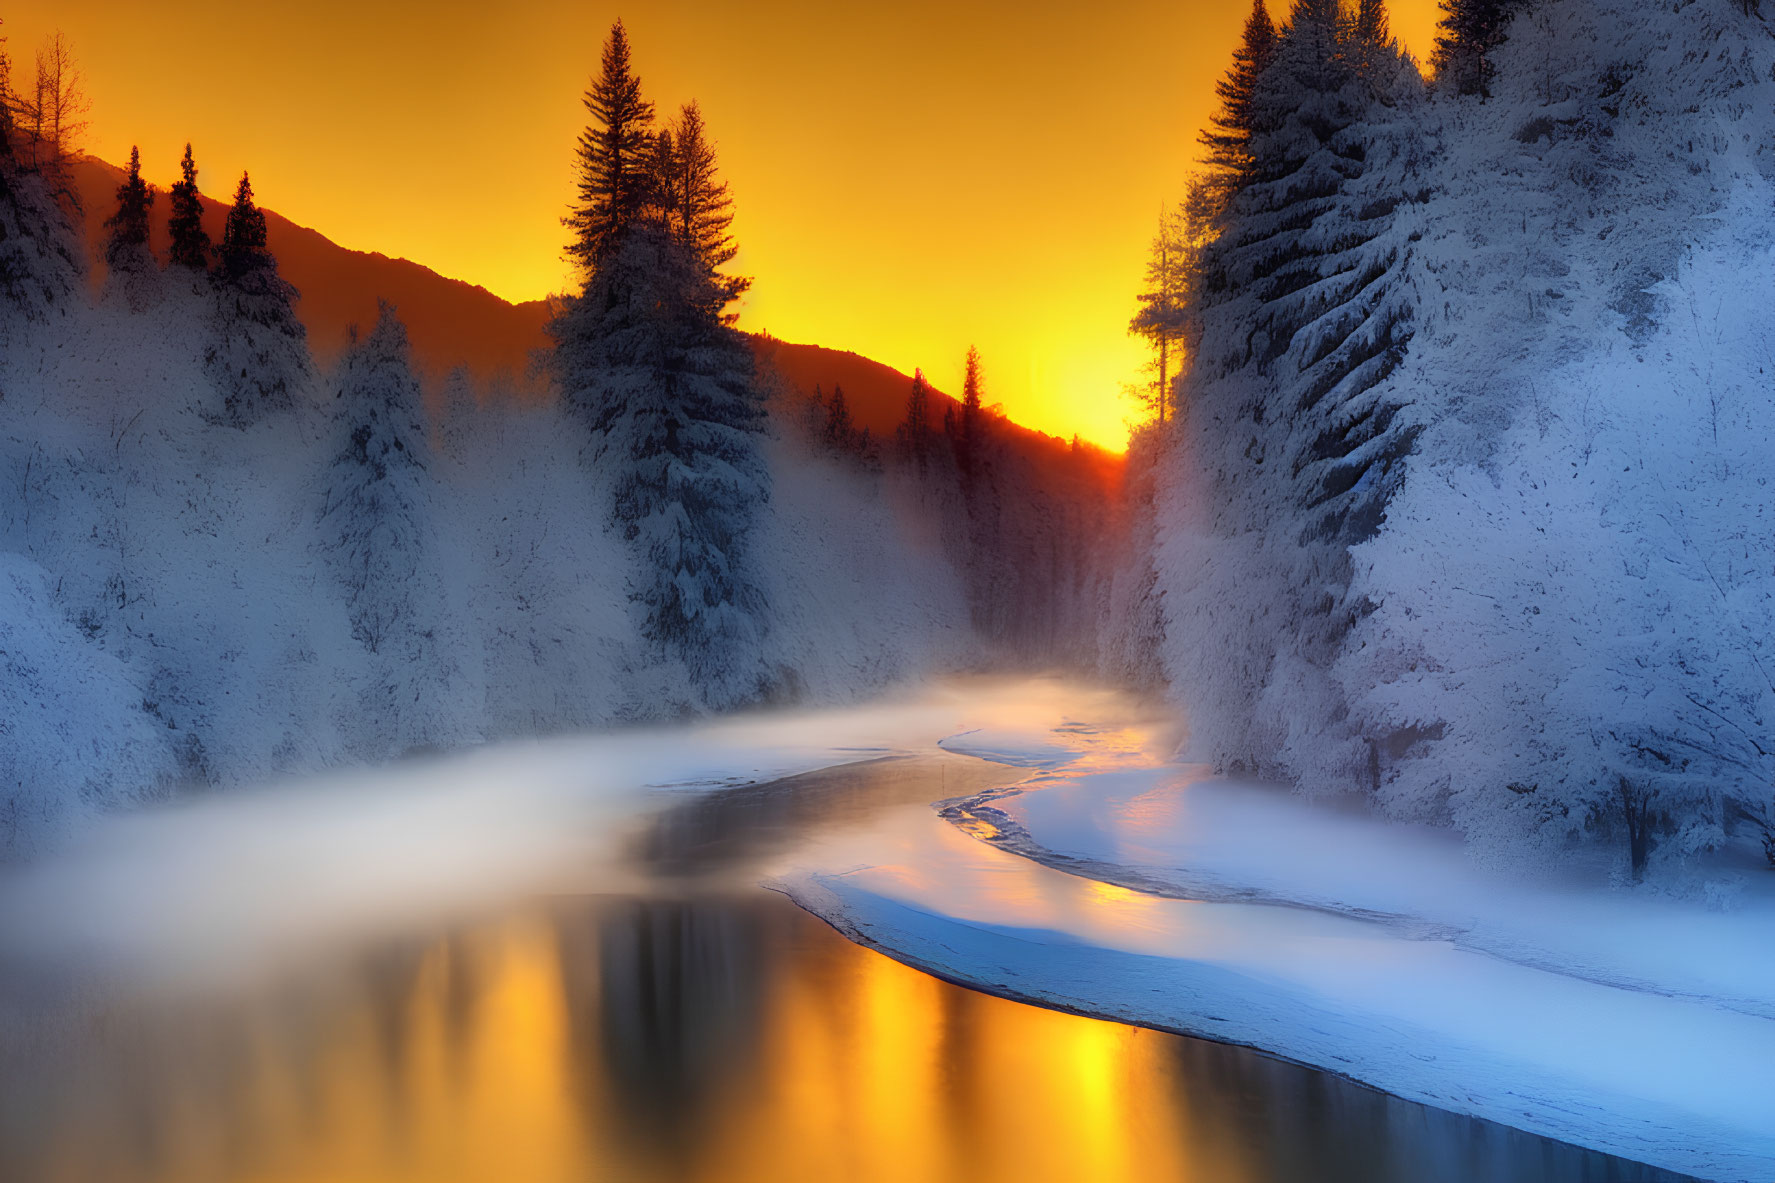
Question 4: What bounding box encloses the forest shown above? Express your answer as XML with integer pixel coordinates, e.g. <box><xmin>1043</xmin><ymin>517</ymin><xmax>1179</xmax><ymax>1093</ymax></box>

<box><xmin>1105</xmin><ymin>0</ymin><xmax>1775</xmax><ymax>881</ymax></box>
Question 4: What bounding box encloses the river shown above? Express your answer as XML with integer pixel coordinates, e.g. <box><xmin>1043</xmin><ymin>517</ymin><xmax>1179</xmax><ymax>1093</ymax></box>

<box><xmin>0</xmin><ymin>688</ymin><xmax>1693</xmax><ymax>1182</ymax></box>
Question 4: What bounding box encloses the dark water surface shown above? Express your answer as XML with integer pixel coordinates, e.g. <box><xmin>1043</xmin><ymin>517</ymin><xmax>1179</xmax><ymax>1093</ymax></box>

<box><xmin>0</xmin><ymin>758</ymin><xmax>1692</xmax><ymax>1183</ymax></box>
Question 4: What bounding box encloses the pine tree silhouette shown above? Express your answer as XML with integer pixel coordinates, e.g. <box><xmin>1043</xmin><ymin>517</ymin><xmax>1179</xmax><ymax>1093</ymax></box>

<box><xmin>1200</xmin><ymin>0</ymin><xmax>1278</xmax><ymax>201</ymax></box>
<box><xmin>566</xmin><ymin>19</ymin><xmax>656</xmax><ymax>275</ymax></box>
<box><xmin>167</xmin><ymin>144</ymin><xmax>211</xmax><ymax>271</ymax></box>
<box><xmin>104</xmin><ymin>144</ymin><xmax>154</xmax><ymax>268</ymax></box>
<box><xmin>957</xmin><ymin>346</ymin><xmax>986</xmax><ymax>471</ymax></box>
<box><xmin>217</xmin><ymin>171</ymin><xmax>270</xmax><ymax>282</ymax></box>
<box><xmin>657</xmin><ymin>100</ymin><xmax>750</xmax><ymax>315</ymax></box>
<box><xmin>900</xmin><ymin>368</ymin><xmax>931</xmax><ymax>453</ymax></box>
<box><xmin>961</xmin><ymin>347</ymin><xmax>983</xmax><ymax>433</ymax></box>
<box><xmin>823</xmin><ymin>383</ymin><xmax>855</xmax><ymax>452</ymax></box>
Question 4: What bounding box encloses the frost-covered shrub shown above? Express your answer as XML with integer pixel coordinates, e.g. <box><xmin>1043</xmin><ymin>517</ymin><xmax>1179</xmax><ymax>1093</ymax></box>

<box><xmin>1345</xmin><ymin>223</ymin><xmax>1775</xmax><ymax>868</ymax></box>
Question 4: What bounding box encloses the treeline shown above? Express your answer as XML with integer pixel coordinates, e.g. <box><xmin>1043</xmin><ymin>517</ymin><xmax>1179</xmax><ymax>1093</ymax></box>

<box><xmin>793</xmin><ymin>350</ymin><xmax>1124</xmax><ymax>662</ymax></box>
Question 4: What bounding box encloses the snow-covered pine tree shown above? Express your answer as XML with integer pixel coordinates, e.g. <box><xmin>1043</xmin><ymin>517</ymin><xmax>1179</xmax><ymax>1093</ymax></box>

<box><xmin>208</xmin><ymin>170</ymin><xmax>310</xmax><ymax>423</ymax></box>
<box><xmin>167</xmin><ymin>144</ymin><xmax>211</xmax><ymax>273</ymax></box>
<box><xmin>317</xmin><ymin>302</ymin><xmax>478</xmax><ymax>756</ymax></box>
<box><xmin>551</xmin><ymin>21</ymin><xmax>771</xmax><ymax>708</ymax></box>
<box><xmin>1162</xmin><ymin>0</ymin><xmax>1427</xmax><ymax>787</ymax></box>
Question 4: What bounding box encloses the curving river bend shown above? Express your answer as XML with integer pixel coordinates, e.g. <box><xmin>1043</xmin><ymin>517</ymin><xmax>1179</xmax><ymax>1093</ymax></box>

<box><xmin>0</xmin><ymin>682</ymin><xmax>1692</xmax><ymax>1182</ymax></box>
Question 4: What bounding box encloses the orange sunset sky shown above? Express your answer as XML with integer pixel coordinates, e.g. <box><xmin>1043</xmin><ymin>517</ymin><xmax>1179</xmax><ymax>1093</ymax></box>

<box><xmin>7</xmin><ymin>1</ymin><xmax>1442</xmax><ymax>448</ymax></box>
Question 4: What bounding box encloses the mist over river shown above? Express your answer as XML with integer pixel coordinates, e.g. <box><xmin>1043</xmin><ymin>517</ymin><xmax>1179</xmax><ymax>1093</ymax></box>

<box><xmin>0</xmin><ymin>682</ymin><xmax>1691</xmax><ymax>1182</ymax></box>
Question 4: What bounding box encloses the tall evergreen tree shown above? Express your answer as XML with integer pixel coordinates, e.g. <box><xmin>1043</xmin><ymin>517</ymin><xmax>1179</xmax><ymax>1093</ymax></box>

<box><xmin>551</xmin><ymin>22</ymin><xmax>771</xmax><ymax>707</ymax></box>
<box><xmin>167</xmin><ymin>143</ymin><xmax>211</xmax><ymax>272</ymax></box>
<box><xmin>103</xmin><ymin>145</ymin><xmax>154</xmax><ymax>271</ymax></box>
<box><xmin>1199</xmin><ymin>0</ymin><xmax>1278</xmax><ymax>202</ymax></box>
<box><xmin>1433</xmin><ymin>0</ymin><xmax>1526</xmax><ymax>98</ymax></box>
<box><xmin>656</xmin><ymin>100</ymin><xmax>750</xmax><ymax>314</ymax></box>
<box><xmin>208</xmin><ymin>170</ymin><xmax>309</xmax><ymax>422</ymax></box>
<box><xmin>566</xmin><ymin>19</ymin><xmax>656</xmax><ymax>275</ymax></box>
<box><xmin>1173</xmin><ymin>0</ymin><xmax>1428</xmax><ymax>788</ymax></box>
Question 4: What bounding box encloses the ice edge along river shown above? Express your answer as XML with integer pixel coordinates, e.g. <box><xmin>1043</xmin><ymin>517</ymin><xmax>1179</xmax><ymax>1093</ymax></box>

<box><xmin>773</xmin><ymin>711</ymin><xmax>1775</xmax><ymax>1183</ymax></box>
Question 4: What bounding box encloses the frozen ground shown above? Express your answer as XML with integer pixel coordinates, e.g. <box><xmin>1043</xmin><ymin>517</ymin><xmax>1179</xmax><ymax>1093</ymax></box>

<box><xmin>777</xmin><ymin>693</ymin><xmax>1775</xmax><ymax>1183</ymax></box>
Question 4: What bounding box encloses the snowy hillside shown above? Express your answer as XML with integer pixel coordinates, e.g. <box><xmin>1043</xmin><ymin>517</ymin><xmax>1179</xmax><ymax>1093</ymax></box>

<box><xmin>1157</xmin><ymin>0</ymin><xmax>1775</xmax><ymax>875</ymax></box>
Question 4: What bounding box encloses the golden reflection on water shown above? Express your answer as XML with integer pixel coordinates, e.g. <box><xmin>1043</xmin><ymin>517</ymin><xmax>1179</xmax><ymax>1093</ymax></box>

<box><xmin>12</xmin><ymin>895</ymin><xmax>1256</xmax><ymax>1183</ymax></box>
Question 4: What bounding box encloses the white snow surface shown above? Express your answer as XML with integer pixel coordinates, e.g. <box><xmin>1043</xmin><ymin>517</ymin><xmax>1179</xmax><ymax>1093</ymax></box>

<box><xmin>776</xmin><ymin>687</ymin><xmax>1775</xmax><ymax>1182</ymax></box>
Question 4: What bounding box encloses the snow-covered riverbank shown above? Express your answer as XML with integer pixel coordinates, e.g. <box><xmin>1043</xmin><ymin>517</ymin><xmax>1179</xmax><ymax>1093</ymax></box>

<box><xmin>777</xmin><ymin>701</ymin><xmax>1775</xmax><ymax>1183</ymax></box>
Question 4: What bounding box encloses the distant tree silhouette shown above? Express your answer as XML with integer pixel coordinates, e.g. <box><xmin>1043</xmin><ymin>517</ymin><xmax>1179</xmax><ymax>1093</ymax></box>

<box><xmin>655</xmin><ymin>100</ymin><xmax>750</xmax><ymax>316</ymax></box>
<box><xmin>823</xmin><ymin>383</ymin><xmax>856</xmax><ymax>452</ymax></box>
<box><xmin>1433</xmin><ymin>0</ymin><xmax>1526</xmax><ymax>98</ymax></box>
<box><xmin>898</xmin><ymin>367</ymin><xmax>933</xmax><ymax>464</ymax></box>
<box><xmin>566</xmin><ymin>19</ymin><xmax>656</xmax><ymax>275</ymax></box>
<box><xmin>1199</xmin><ymin>0</ymin><xmax>1277</xmax><ymax>202</ymax></box>
<box><xmin>961</xmin><ymin>346</ymin><xmax>983</xmax><ymax>437</ymax></box>
<box><xmin>167</xmin><ymin>144</ymin><xmax>211</xmax><ymax>271</ymax></box>
<box><xmin>104</xmin><ymin>145</ymin><xmax>154</xmax><ymax>269</ymax></box>
<box><xmin>954</xmin><ymin>345</ymin><xmax>988</xmax><ymax>475</ymax></box>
